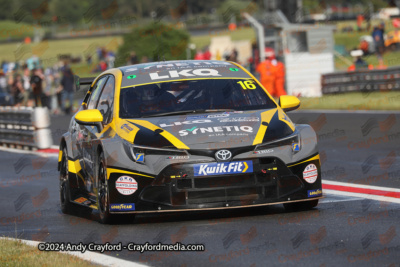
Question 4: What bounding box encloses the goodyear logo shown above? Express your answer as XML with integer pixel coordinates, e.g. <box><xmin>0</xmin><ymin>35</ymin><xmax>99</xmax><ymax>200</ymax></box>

<box><xmin>307</xmin><ymin>189</ymin><xmax>322</xmax><ymax>198</ymax></box>
<box><xmin>194</xmin><ymin>161</ymin><xmax>253</xmax><ymax>176</ymax></box>
<box><xmin>110</xmin><ymin>203</ymin><xmax>135</xmax><ymax>211</ymax></box>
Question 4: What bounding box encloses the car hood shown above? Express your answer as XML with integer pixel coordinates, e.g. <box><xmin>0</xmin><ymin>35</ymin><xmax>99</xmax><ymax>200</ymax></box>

<box><xmin>120</xmin><ymin>108</ymin><xmax>295</xmax><ymax>150</ymax></box>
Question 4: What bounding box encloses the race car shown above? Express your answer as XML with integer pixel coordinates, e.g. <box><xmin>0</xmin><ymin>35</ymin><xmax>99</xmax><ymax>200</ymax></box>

<box><xmin>58</xmin><ymin>60</ymin><xmax>322</xmax><ymax>224</ymax></box>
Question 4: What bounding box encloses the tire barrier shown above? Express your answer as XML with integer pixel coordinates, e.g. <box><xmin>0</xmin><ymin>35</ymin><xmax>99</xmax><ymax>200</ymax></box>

<box><xmin>321</xmin><ymin>67</ymin><xmax>400</xmax><ymax>94</ymax></box>
<box><xmin>0</xmin><ymin>107</ymin><xmax>53</xmax><ymax>149</ymax></box>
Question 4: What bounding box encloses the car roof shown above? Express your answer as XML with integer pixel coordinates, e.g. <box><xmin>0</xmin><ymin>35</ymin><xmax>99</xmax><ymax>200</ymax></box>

<box><xmin>118</xmin><ymin>60</ymin><xmax>251</xmax><ymax>88</ymax></box>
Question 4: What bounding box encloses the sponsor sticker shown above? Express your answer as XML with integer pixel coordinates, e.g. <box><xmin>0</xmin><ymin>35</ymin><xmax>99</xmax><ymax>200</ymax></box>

<box><xmin>110</xmin><ymin>203</ymin><xmax>136</xmax><ymax>211</ymax></box>
<box><xmin>253</xmin><ymin>149</ymin><xmax>274</xmax><ymax>154</ymax></box>
<box><xmin>207</xmin><ymin>114</ymin><xmax>229</xmax><ymax>118</ymax></box>
<box><xmin>193</xmin><ymin>161</ymin><xmax>253</xmax><ymax>176</ymax></box>
<box><xmin>149</xmin><ymin>68</ymin><xmax>221</xmax><ymax>80</ymax></box>
<box><xmin>74</xmin><ymin>197</ymin><xmax>87</xmax><ymax>204</ymax></box>
<box><xmin>303</xmin><ymin>164</ymin><xmax>318</xmax><ymax>183</ymax></box>
<box><xmin>161</xmin><ymin>119</ymin><xmax>211</xmax><ymax>127</ymax></box>
<box><xmin>135</xmin><ymin>153</ymin><xmax>144</xmax><ymax>162</ymax></box>
<box><xmin>307</xmin><ymin>189</ymin><xmax>322</xmax><ymax>197</ymax></box>
<box><xmin>185</xmin><ymin>115</ymin><xmax>207</xmax><ymax>121</ymax></box>
<box><xmin>218</xmin><ymin>117</ymin><xmax>259</xmax><ymax>122</ymax></box>
<box><xmin>179</xmin><ymin>126</ymin><xmax>253</xmax><ymax>136</ymax></box>
<box><xmin>292</xmin><ymin>143</ymin><xmax>300</xmax><ymax>152</ymax></box>
<box><xmin>167</xmin><ymin>156</ymin><xmax>190</xmax><ymax>160</ymax></box>
<box><xmin>121</xmin><ymin>123</ymin><xmax>133</xmax><ymax>133</ymax></box>
<box><xmin>116</xmin><ymin>176</ymin><xmax>138</xmax><ymax>195</ymax></box>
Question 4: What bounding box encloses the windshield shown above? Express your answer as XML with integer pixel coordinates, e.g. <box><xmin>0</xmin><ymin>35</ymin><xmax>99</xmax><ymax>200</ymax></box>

<box><xmin>119</xmin><ymin>78</ymin><xmax>276</xmax><ymax>118</ymax></box>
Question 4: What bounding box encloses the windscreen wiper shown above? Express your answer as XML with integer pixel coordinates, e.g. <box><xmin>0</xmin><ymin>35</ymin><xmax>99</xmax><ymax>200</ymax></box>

<box><xmin>142</xmin><ymin>109</ymin><xmax>235</xmax><ymax>118</ymax></box>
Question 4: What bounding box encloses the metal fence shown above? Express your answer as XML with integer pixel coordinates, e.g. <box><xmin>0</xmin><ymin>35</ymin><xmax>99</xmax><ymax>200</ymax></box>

<box><xmin>0</xmin><ymin>107</ymin><xmax>53</xmax><ymax>149</ymax></box>
<box><xmin>321</xmin><ymin>67</ymin><xmax>400</xmax><ymax>94</ymax></box>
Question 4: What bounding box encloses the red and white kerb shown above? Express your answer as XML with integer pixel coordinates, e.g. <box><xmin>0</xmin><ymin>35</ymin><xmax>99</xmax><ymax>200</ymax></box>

<box><xmin>303</xmin><ymin>164</ymin><xmax>318</xmax><ymax>183</ymax></box>
<box><xmin>116</xmin><ymin>176</ymin><xmax>138</xmax><ymax>195</ymax></box>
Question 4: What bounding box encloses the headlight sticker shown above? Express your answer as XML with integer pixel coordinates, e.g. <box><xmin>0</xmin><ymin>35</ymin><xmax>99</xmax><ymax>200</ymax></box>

<box><xmin>135</xmin><ymin>153</ymin><xmax>144</xmax><ymax>162</ymax></box>
<box><xmin>303</xmin><ymin>164</ymin><xmax>318</xmax><ymax>183</ymax></box>
<box><xmin>116</xmin><ymin>176</ymin><xmax>138</xmax><ymax>195</ymax></box>
<box><xmin>292</xmin><ymin>143</ymin><xmax>300</xmax><ymax>152</ymax></box>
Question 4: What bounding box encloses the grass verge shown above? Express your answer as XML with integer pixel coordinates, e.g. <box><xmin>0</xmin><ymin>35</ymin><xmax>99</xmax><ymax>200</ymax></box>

<box><xmin>0</xmin><ymin>238</ymin><xmax>95</xmax><ymax>267</ymax></box>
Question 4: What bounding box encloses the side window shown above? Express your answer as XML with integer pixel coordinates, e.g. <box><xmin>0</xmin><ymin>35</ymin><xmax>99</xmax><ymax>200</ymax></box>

<box><xmin>97</xmin><ymin>76</ymin><xmax>115</xmax><ymax>125</ymax></box>
<box><xmin>87</xmin><ymin>76</ymin><xmax>108</xmax><ymax>110</ymax></box>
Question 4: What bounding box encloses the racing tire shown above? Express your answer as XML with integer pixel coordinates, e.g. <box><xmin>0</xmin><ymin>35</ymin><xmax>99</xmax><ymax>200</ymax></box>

<box><xmin>283</xmin><ymin>199</ymin><xmax>319</xmax><ymax>212</ymax></box>
<box><xmin>97</xmin><ymin>152</ymin><xmax>112</xmax><ymax>224</ymax></box>
<box><xmin>60</xmin><ymin>147</ymin><xmax>73</xmax><ymax>214</ymax></box>
<box><xmin>97</xmin><ymin>152</ymin><xmax>136</xmax><ymax>224</ymax></box>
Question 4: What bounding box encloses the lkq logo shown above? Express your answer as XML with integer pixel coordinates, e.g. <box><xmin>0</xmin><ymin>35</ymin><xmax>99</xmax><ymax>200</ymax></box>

<box><xmin>215</xmin><ymin>150</ymin><xmax>232</xmax><ymax>161</ymax></box>
<box><xmin>149</xmin><ymin>68</ymin><xmax>221</xmax><ymax>80</ymax></box>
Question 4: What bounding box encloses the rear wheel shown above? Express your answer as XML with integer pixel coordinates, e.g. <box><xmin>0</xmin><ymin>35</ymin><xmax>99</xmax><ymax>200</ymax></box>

<box><xmin>60</xmin><ymin>147</ymin><xmax>73</xmax><ymax>214</ymax></box>
<box><xmin>283</xmin><ymin>199</ymin><xmax>319</xmax><ymax>212</ymax></box>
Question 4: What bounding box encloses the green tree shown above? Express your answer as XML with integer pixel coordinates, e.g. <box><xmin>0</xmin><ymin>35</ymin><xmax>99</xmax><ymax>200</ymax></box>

<box><xmin>116</xmin><ymin>22</ymin><xmax>190</xmax><ymax>66</ymax></box>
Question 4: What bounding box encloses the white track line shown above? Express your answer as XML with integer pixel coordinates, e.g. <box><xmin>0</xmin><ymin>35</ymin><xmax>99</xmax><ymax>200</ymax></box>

<box><xmin>323</xmin><ymin>180</ymin><xmax>400</xmax><ymax>204</ymax></box>
<box><xmin>0</xmin><ymin>237</ymin><xmax>148</xmax><ymax>267</ymax></box>
<box><xmin>323</xmin><ymin>180</ymin><xmax>400</xmax><ymax>192</ymax></box>
<box><xmin>323</xmin><ymin>189</ymin><xmax>400</xmax><ymax>204</ymax></box>
<box><xmin>0</xmin><ymin>147</ymin><xmax>58</xmax><ymax>157</ymax></box>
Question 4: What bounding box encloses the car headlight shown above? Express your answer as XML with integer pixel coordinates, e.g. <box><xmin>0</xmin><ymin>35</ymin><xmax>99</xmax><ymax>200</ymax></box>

<box><xmin>123</xmin><ymin>140</ymin><xmax>188</xmax><ymax>163</ymax></box>
<box><xmin>254</xmin><ymin>133</ymin><xmax>301</xmax><ymax>154</ymax></box>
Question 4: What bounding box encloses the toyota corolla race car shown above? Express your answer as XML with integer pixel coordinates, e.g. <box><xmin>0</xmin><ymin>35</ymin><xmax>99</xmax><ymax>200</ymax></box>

<box><xmin>58</xmin><ymin>60</ymin><xmax>322</xmax><ymax>224</ymax></box>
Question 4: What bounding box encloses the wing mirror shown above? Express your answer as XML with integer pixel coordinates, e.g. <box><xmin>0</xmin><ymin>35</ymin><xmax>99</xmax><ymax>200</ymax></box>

<box><xmin>75</xmin><ymin>109</ymin><xmax>103</xmax><ymax>131</ymax></box>
<box><xmin>278</xmin><ymin>95</ymin><xmax>300</xmax><ymax>112</ymax></box>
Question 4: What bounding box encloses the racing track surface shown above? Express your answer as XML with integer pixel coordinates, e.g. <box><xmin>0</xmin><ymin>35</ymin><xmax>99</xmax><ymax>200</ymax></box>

<box><xmin>1</xmin><ymin>111</ymin><xmax>400</xmax><ymax>266</ymax></box>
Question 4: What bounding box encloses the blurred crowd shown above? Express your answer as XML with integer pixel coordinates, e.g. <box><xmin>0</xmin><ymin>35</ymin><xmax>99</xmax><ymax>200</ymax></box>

<box><xmin>0</xmin><ymin>58</ymin><xmax>76</xmax><ymax>114</ymax></box>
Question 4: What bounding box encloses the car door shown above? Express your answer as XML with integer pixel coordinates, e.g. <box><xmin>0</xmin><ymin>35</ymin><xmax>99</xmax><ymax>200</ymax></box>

<box><xmin>82</xmin><ymin>75</ymin><xmax>115</xmax><ymax>194</ymax></box>
<box><xmin>77</xmin><ymin>75</ymin><xmax>109</xmax><ymax>193</ymax></box>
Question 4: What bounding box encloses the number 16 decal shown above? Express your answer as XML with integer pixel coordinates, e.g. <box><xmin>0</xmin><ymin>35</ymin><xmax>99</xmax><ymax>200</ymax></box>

<box><xmin>237</xmin><ymin>80</ymin><xmax>256</xmax><ymax>90</ymax></box>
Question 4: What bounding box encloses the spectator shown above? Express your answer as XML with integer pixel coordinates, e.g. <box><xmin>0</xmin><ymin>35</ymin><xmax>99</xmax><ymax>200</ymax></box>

<box><xmin>129</xmin><ymin>51</ymin><xmax>138</xmax><ymax>65</ymax></box>
<box><xmin>11</xmin><ymin>74</ymin><xmax>25</xmax><ymax>107</ymax></box>
<box><xmin>22</xmin><ymin>67</ymin><xmax>32</xmax><ymax>106</ymax></box>
<box><xmin>30</xmin><ymin>68</ymin><xmax>44</xmax><ymax>107</ymax></box>
<box><xmin>203</xmin><ymin>48</ymin><xmax>211</xmax><ymax>60</ymax></box>
<box><xmin>372</xmin><ymin>26</ymin><xmax>385</xmax><ymax>67</ymax></box>
<box><xmin>194</xmin><ymin>50</ymin><xmax>205</xmax><ymax>60</ymax></box>
<box><xmin>256</xmin><ymin>48</ymin><xmax>286</xmax><ymax>98</ymax></box>
<box><xmin>60</xmin><ymin>66</ymin><xmax>75</xmax><ymax>114</ymax></box>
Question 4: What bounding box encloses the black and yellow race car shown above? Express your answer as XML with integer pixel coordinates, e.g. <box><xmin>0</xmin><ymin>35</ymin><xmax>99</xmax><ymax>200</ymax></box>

<box><xmin>58</xmin><ymin>60</ymin><xmax>322</xmax><ymax>224</ymax></box>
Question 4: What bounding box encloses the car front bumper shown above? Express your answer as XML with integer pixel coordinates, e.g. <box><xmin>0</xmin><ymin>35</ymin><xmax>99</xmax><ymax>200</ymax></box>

<box><xmin>107</xmin><ymin>154</ymin><xmax>322</xmax><ymax>213</ymax></box>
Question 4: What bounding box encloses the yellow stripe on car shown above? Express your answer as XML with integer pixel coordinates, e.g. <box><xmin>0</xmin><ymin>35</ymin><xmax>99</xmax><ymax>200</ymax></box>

<box><xmin>68</xmin><ymin>159</ymin><xmax>82</xmax><ymax>173</ymax></box>
<box><xmin>278</xmin><ymin>109</ymin><xmax>295</xmax><ymax>132</ymax></box>
<box><xmin>252</xmin><ymin>108</ymin><xmax>277</xmax><ymax>145</ymax></box>
<box><xmin>58</xmin><ymin>150</ymin><xmax>62</xmax><ymax>162</ymax></box>
<box><xmin>129</xmin><ymin>120</ymin><xmax>190</xmax><ymax>149</ymax></box>
<box><xmin>288</xmin><ymin>154</ymin><xmax>320</xmax><ymax>167</ymax></box>
<box><xmin>106</xmin><ymin>167</ymin><xmax>154</xmax><ymax>180</ymax></box>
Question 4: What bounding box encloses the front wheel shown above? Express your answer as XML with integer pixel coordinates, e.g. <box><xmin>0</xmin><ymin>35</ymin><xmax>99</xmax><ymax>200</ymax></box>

<box><xmin>97</xmin><ymin>152</ymin><xmax>112</xmax><ymax>224</ymax></box>
<box><xmin>60</xmin><ymin>147</ymin><xmax>73</xmax><ymax>214</ymax></box>
<box><xmin>283</xmin><ymin>199</ymin><xmax>319</xmax><ymax>212</ymax></box>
